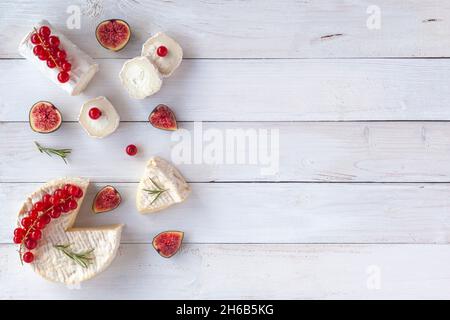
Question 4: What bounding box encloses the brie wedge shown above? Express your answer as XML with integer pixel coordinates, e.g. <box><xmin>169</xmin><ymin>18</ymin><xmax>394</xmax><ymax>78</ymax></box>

<box><xmin>17</xmin><ymin>177</ymin><xmax>123</xmax><ymax>285</ymax></box>
<box><xmin>141</xmin><ymin>32</ymin><xmax>183</xmax><ymax>77</ymax></box>
<box><xmin>18</xmin><ymin>20</ymin><xmax>99</xmax><ymax>96</ymax></box>
<box><xmin>136</xmin><ymin>157</ymin><xmax>190</xmax><ymax>213</ymax></box>
<box><xmin>78</xmin><ymin>96</ymin><xmax>120</xmax><ymax>138</ymax></box>
<box><xmin>119</xmin><ymin>56</ymin><xmax>162</xmax><ymax>99</ymax></box>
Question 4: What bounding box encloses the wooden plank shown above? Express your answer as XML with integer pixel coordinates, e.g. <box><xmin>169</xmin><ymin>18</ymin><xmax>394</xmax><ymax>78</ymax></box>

<box><xmin>1</xmin><ymin>122</ymin><xmax>450</xmax><ymax>182</ymax></box>
<box><xmin>3</xmin><ymin>59</ymin><xmax>450</xmax><ymax>121</ymax></box>
<box><xmin>1</xmin><ymin>0</ymin><xmax>450</xmax><ymax>58</ymax></box>
<box><xmin>1</xmin><ymin>243</ymin><xmax>450</xmax><ymax>299</ymax></box>
<box><xmin>2</xmin><ymin>182</ymin><xmax>450</xmax><ymax>244</ymax></box>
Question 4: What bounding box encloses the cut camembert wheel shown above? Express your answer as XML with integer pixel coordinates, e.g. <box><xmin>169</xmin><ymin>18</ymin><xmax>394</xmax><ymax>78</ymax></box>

<box><xmin>14</xmin><ymin>177</ymin><xmax>123</xmax><ymax>284</ymax></box>
<box><xmin>136</xmin><ymin>157</ymin><xmax>190</xmax><ymax>213</ymax></box>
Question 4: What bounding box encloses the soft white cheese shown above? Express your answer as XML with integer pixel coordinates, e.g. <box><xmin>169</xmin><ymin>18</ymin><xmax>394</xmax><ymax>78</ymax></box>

<box><xmin>16</xmin><ymin>177</ymin><xmax>123</xmax><ymax>284</ymax></box>
<box><xmin>119</xmin><ymin>56</ymin><xmax>163</xmax><ymax>99</ymax></box>
<box><xmin>18</xmin><ymin>20</ymin><xmax>99</xmax><ymax>96</ymax></box>
<box><xmin>78</xmin><ymin>96</ymin><xmax>120</xmax><ymax>138</ymax></box>
<box><xmin>136</xmin><ymin>157</ymin><xmax>191</xmax><ymax>213</ymax></box>
<box><xmin>141</xmin><ymin>32</ymin><xmax>183</xmax><ymax>77</ymax></box>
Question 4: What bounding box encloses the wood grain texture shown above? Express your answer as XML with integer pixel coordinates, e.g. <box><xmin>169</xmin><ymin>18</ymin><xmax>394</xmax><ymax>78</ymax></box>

<box><xmin>1</xmin><ymin>0</ymin><xmax>450</xmax><ymax>58</ymax></box>
<box><xmin>2</xmin><ymin>122</ymin><xmax>450</xmax><ymax>182</ymax></box>
<box><xmin>2</xmin><ymin>182</ymin><xmax>450</xmax><ymax>244</ymax></box>
<box><xmin>3</xmin><ymin>59</ymin><xmax>450</xmax><ymax>121</ymax></box>
<box><xmin>2</xmin><ymin>243</ymin><xmax>450</xmax><ymax>299</ymax></box>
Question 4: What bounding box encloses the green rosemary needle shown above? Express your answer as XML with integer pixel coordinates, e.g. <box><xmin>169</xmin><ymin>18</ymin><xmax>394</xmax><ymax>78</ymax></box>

<box><xmin>53</xmin><ymin>243</ymin><xmax>94</xmax><ymax>268</ymax></box>
<box><xmin>143</xmin><ymin>178</ymin><xmax>168</xmax><ymax>205</ymax></box>
<box><xmin>35</xmin><ymin>141</ymin><xmax>71</xmax><ymax>164</ymax></box>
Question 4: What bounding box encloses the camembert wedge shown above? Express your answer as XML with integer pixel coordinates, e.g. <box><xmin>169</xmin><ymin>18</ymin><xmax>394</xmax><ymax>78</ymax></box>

<box><xmin>136</xmin><ymin>157</ymin><xmax>190</xmax><ymax>213</ymax></box>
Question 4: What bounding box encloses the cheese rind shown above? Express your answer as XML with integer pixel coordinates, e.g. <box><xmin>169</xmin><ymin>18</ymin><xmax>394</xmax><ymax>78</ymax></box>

<box><xmin>141</xmin><ymin>32</ymin><xmax>183</xmax><ymax>77</ymax></box>
<box><xmin>17</xmin><ymin>177</ymin><xmax>123</xmax><ymax>284</ymax></box>
<box><xmin>136</xmin><ymin>157</ymin><xmax>191</xmax><ymax>213</ymax></box>
<box><xmin>119</xmin><ymin>56</ymin><xmax>162</xmax><ymax>99</ymax></box>
<box><xmin>78</xmin><ymin>96</ymin><xmax>120</xmax><ymax>138</ymax></box>
<box><xmin>18</xmin><ymin>20</ymin><xmax>99</xmax><ymax>96</ymax></box>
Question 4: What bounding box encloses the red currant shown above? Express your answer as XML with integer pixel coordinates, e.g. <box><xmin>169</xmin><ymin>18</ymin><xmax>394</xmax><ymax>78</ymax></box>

<box><xmin>14</xmin><ymin>227</ymin><xmax>26</xmax><ymax>238</ymax></box>
<box><xmin>29</xmin><ymin>230</ymin><xmax>42</xmax><ymax>241</ymax></box>
<box><xmin>57</xmin><ymin>71</ymin><xmax>70</xmax><ymax>83</ymax></box>
<box><xmin>61</xmin><ymin>61</ymin><xmax>72</xmax><ymax>72</ymax></box>
<box><xmin>25</xmin><ymin>238</ymin><xmax>37</xmax><ymax>250</ymax></box>
<box><xmin>46</xmin><ymin>59</ymin><xmax>56</xmax><ymax>68</ymax></box>
<box><xmin>126</xmin><ymin>144</ymin><xmax>138</xmax><ymax>156</ymax></box>
<box><xmin>33</xmin><ymin>201</ymin><xmax>45</xmax><ymax>212</ymax></box>
<box><xmin>13</xmin><ymin>235</ymin><xmax>23</xmax><ymax>244</ymax></box>
<box><xmin>38</xmin><ymin>52</ymin><xmax>49</xmax><ymax>61</ymax></box>
<box><xmin>55</xmin><ymin>189</ymin><xmax>68</xmax><ymax>199</ymax></box>
<box><xmin>68</xmin><ymin>185</ymin><xmax>80</xmax><ymax>197</ymax></box>
<box><xmin>42</xmin><ymin>193</ymin><xmax>52</xmax><ymax>205</ymax></box>
<box><xmin>29</xmin><ymin>209</ymin><xmax>39</xmax><ymax>219</ymax></box>
<box><xmin>39</xmin><ymin>26</ymin><xmax>51</xmax><ymax>38</ymax></box>
<box><xmin>33</xmin><ymin>45</ymin><xmax>44</xmax><ymax>56</ymax></box>
<box><xmin>88</xmin><ymin>107</ymin><xmax>102</xmax><ymax>120</ymax></box>
<box><xmin>48</xmin><ymin>35</ymin><xmax>60</xmax><ymax>47</ymax></box>
<box><xmin>36</xmin><ymin>220</ymin><xmax>46</xmax><ymax>230</ymax></box>
<box><xmin>49</xmin><ymin>207</ymin><xmax>61</xmax><ymax>219</ymax></box>
<box><xmin>75</xmin><ymin>188</ymin><xmax>83</xmax><ymax>198</ymax></box>
<box><xmin>23</xmin><ymin>252</ymin><xmax>34</xmax><ymax>263</ymax></box>
<box><xmin>63</xmin><ymin>184</ymin><xmax>72</xmax><ymax>192</ymax></box>
<box><xmin>56</xmin><ymin>49</ymin><xmax>67</xmax><ymax>60</ymax></box>
<box><xmin>61</xmin><ymin>202</ymin><xmax>71</xmax><ymax>213</ymax></box>
<box><xmin>67</xmin><ymin>199</ymin><xmax>78</xmax><ymax>210</ymax></box>
<box><xmin>21</xmin><ymin>217</ymin><xmax>33</xmax><ymax>229</ymax></box>
<box><xmin>156</xmin><ymin>45</ymin><xmax>168</xmax><ymax>57</ymax></box>
<box><xmin>39</xmin><ymin>214</ymin><xmax>51</xmax><ymax>225</ymax></box>
<box><xmin>50</xmin><ymin>195</ymin><xmax>61</xmax><ymax>205</ymax></box>
<box><xmin>30</xmin><ymin>33</ymin><xmax>40</xmax><ymax>45</ymax></box>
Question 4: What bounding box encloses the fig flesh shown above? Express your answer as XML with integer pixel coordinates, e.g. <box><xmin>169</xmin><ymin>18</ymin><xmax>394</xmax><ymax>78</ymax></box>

<box><xmin>92</xmin><ymin>185</ymin><xmax>122</xmax><ymax>214</ymax></box>
<box><xmin>29</xmin><ymin>101</ymin><xmax>62</xmax><ymax>133</ymax></box>
<box><xmin>95</xmin><ymin>19</ymin><xmax>131</xmax><ymax>52</ymax></box>
<box><xmin>149</xmin><ymin>104</ymin><xmax>177</xmax><ymax>131</ymax></box>
<box><xmin>152</xmin><ymin>231</ymin><xmax>184</xmax><ymax>258</ymax></box>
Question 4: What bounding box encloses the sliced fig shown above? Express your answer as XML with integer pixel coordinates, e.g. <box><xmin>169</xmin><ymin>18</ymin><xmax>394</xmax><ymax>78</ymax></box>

<box><xmin>149</xmin><ymin>104</ymin><xmax>177</xmax><ymax>131</ymax></box>
<box><xmin>152</xmin><ymin>231</ymin><xmax>184</xmax><ymax>258</ymax></box>
<box><xmin>95</xmin><ymin>19</ymin><xmax>131</xmax><ymax>52</ymax></box>
<box><xmin>29</xmin><ymin>101</ymin><xmax>62</xmax><ymax>134</ymax></box>
<box><xmin>92</xmin><ymin>185</ymin><xmax>122</xmax><ymax>214</ymax></box>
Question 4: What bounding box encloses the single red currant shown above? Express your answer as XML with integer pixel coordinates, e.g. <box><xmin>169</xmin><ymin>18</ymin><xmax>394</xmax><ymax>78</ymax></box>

<box><xmin>13</xmin><ymin>235</ymin><xmax>23</xmax><ymax>244</ymax></box>
<box><xmin>42</xmin><ymin>194</ymin><xmax>52</xmax><ymax>206</ymax></box>
<box><xmin>61</xmin><ymin>61</ymin><xmax>72</xmax><ymax>72</ymax></box>
<box><xmin>25</xmin><ymin>238</ymin><xmax>37</xmax><ymax>250</ymax></box>
<box><xmin>57</xmin><ymin>71</ymin><xmax>70</xmax><ymax>83</ymax></box>
<box><xmin>49</xmin><ymin>207</ymin><xmax>61</xmax><ymax>219</ymax></box>
<box><xmin>61</xmin><ymin>202</ymin><xmax>71</xmax><ymax>213</ymax></box>
<box><xmin>75</xmin><ymin>188</ymin><xmax>83</xmax><ymax>198</ymax></box>
<box><xmin>56</xmin><ymin>49</ymin><xmax>67</xmax><ymax>60</ymax></box>
<box><xmin>29</xmin><ymin>230</ymin><xmax>42</xmax><ymax>241</ymax></box>
<box><xmin>49</xmin><ymin>195</ymin><xmax>60</xmax><ymax>206</ymax></box>
<box><xmin>33</xmin><ymin>201</ymin><xmax>45</xmax><ymax>212</ymax></box>
<box><xmin>39</xmin><ymin>26</ymin><xmax>51</xmax><ymax>38</ymax></box>
<box><xmin>30</xmin><ymin>33</ymin><xmax>40</xmax><ymax>45</ymax></box>
<box><xmin>29</xmin><ymin>209</ymin><xmax>39</xmax><ymax>219</ymax></box>
<box><xmin>23</xmin><ymin>252</ymin><xmax>34</xmax><ymax>263</ymax></box>
<box><xmin>46</xmin><ymin>59</ymin><xmax>56</xmax><ymax>68</ymax></box>
<box><xmin>35</xmin><ymin>220</ymin><xmax>46</xmax><ymax>230</ymax></box>
<box><xmin>39</xmin><ymin>214</ymin><xmax>51</xmax><ymax>225</ymax></box>
<box><xmin>48</xmin><ymin>35</ymin><xmax>60</xmax><ymax>47</ymax></box>
<box><xmin>63</xmin><ymin>184</ymin><xmax>72</xmax><ymax>192</ymax></box>
<box><xmin>67</xmin><ymin>199</ymin><xmax>78</xmax><ymax>210</ymax></box>
<box><xmin>33</xmin><ymin>45</ymin><xmax>44</xmax><ymax>56</ymax></box>
<box><xmin>38</xmin><ymin>52</ymin><xmax>49</xmax><ymax>61</ymax></box>
<box><xmin>88</xmin><ymin>107</ymin><xmax>102</xmax><ymax>120</ymax></box>
<box><xmin>68</xmin><ymin>185</ymin><xmax>81</xmax><ymax>197</ymax></box>
<box><xmin>21</xmin><ymin>217</ymin><xmax>33</xmax><ymax>229</ymax></box>
<box><xmin>14</xmin><ymin>227</ymin><xmax>26</xmax><ymax>238</ymax></box>
<box><xmin>156</xmin><ymin>45</ymin><xmax>168</xmax><ymax>57</ymax></box>
<box><xmin>54</xmin><ymin>189</ymin><xmax>68</xmax><ymax>199</ymax></box>
<box><xmin>126</xmin><ymin>144</ymin><xmax>138</xmax><ymax>156</ymax></box>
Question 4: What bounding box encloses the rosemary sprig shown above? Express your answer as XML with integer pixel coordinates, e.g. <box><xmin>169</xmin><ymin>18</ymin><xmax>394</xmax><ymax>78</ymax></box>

<box><xmin>35</xmin><ymin>141</ymin><xmax>71</xmax><ymax>164</ymax></box>
<box><xmin>53</xmin><ymin>243</ymin><xmax>94</xmax><ymax>268</ymax></box>
<box><xmin>143</xmin><ymin>178</ymin><xmax>168</xmax><ymax>205</ymax></box>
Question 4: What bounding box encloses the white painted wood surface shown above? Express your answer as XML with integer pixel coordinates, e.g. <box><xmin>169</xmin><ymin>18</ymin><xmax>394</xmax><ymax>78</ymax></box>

<box><xmin>3</xmin><ymin>59</ymin><xmax>450</xmax><ymax>121</ymax></box>
<box><xmin>1</xmin><ymin>0</ymin><xmax>450</xmax><ymax>299</ymax></box>
<box><xmin>1</xmin><ymin>0</ymin><xmax>450</xmax><ymax>58</ymax></box>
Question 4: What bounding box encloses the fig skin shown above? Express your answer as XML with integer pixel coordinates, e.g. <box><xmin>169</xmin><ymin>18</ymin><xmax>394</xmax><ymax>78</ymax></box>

<box><xmin>152</xmin><ymin>231</ymin><xmax>184</xmax><ymax>258</ymax></box>
<box><xmin>92</xmin><ymin>185</ymin><xmax>122</xmax><ymax>214</ymax></box>
<box><xmin>95</xmin><ymin>19</ymin><xmax>131</xmax><ymax>52</ymax></box>
<box><xmin>29</xmin><ymin>101</ymin><xmax>62</xmax><ymax>134</ymax></box>
<box><xmin>149</xmin><ymin>104</ymin><xmax>178</xmax><ymax>131</ymax></box>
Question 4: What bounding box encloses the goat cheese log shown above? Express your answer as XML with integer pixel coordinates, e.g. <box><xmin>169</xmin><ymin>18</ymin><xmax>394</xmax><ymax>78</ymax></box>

<box><xmin>18</xmin><ymin>20</ymin><xmax>99</xmax><ymax>95</ymax></box>
<box><xmin>16</xmin><ymin>177</ymin><xmax>123</xmax><ymax>284</ymax></box>
<box><xmin>136</xmin><ymin>157</ymin><xmax>191</xmax><ymax>213</ymax></box>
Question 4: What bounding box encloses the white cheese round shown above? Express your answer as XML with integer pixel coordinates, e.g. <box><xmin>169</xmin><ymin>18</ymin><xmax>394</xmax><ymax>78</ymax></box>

<box><xmin>78</xmin><ymin>96</ymin><xmax>120</xmax><ymax>138</ymax></box>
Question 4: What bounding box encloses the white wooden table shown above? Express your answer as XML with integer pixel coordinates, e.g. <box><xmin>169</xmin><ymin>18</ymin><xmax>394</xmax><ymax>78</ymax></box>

<box><xmin>2</xmin><ymin>0</ymin><xmax>450</xmax><ymax>299</ymax></box>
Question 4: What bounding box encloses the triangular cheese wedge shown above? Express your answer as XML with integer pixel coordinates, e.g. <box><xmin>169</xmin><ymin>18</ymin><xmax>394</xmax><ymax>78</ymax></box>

<box><xmin>16</xmin><ymin>177</ymin><xmax>123</xmax><ymax>284</ymax></box>
<box><xmin>136</xmin><ymin>157</ymin><xmax>190</xmax><ymax>213</ymax></box>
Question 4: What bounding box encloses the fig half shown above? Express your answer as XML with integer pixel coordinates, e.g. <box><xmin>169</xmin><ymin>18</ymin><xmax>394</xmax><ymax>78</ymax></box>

<box><xmin>92</xmin><ymin>185</ymin><xmax>122</xmax><ymax>214</ymax></box>
<box><xmin>149</xmin><ymin>104</ymin><xmax>177</xmax><ymax>131</ymax></box>
<box><xmin>29</xmin><ymin>101</ymin><xmax>62</xmax><ymax>134</ymax></box>
<box><xmin>95</xmin><ymin>19</ymin><xmax>131</xmax><ymax>52</ymax></box>
<box><xmin>152</xmin><ymin>231</ymin><xmax>184</xmax><ymax>258</ymax></box>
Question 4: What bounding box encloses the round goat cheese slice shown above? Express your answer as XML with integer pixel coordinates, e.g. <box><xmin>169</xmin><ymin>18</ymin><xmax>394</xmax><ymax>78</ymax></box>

<box><xmin>78</xmin><ymin>96</ymin><xmax>120</xmax><ymax>138</ymax></box>
<box><xmin>119</xmin><ymin>56</ymin><xmax>162</xmax><ymax>99</ymax></box>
